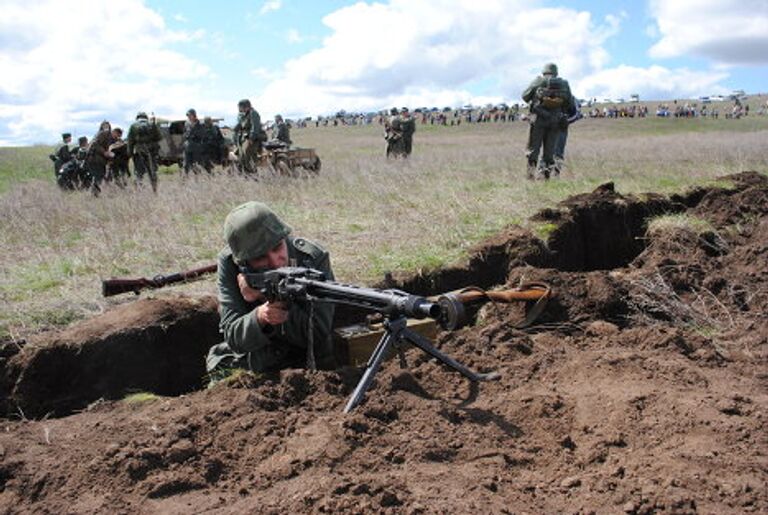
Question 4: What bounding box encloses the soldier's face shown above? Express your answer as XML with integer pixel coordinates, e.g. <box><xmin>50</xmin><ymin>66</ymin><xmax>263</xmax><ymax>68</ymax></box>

<box><xmin>247</xmin><ymin>239</ymin><xmax>288</xmax><ymax>270</ymax></box>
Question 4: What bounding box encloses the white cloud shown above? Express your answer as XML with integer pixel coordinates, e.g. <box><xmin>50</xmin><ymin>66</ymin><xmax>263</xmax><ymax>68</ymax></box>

<box><xmin>254</xmin><ymin>0</ymin><xmax>624</xmax><ymax>118</ymax></box>
<box><xmin>574</xmin><ymin>65</ymin><xmax>730</xmax><ymax>101</ymax></box>
<box><xmin>649</xmin><ymin>0</ymin><xmax>768</xmax><ymax>64</ymax></box>
<box><xmin>259</xmin><ymin>0</ymin><xmax>283</xmax><ymax>15</ymax></box>
<box><xmin>0</xmin><ymin>0</ymin><xmax>224</xmax><ymax>145</ymax></box>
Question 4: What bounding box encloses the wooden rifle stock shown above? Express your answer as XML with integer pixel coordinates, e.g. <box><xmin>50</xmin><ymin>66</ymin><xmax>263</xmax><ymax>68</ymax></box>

<box><xmin>102</xmin><ymin>263</ymin><xmax>218</xmax><ymax>297</ymax></box>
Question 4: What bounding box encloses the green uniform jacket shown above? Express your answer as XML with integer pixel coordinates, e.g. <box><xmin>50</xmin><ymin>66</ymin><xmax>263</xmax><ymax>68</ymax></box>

<box><xmin>127</xmin><ymin>119</ymin><xmax>162</xmax><ymax>156</ymax></box>
<box><xmin>207</xmin><ymin>236</ymin><xmax>336</xmax><ymax>374</ymax></box>
<box><xmin>522</xmin><ymin>76</ymin><xmax>574</xmax><ymax>112</ymax></box>
<box><xmin>234</xmin><ymin>109</ymin><xmax>266</xmax><ymax>144</ymax></box>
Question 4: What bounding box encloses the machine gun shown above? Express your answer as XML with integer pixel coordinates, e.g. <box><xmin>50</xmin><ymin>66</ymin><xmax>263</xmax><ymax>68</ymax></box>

<box><xmin>242</xmin><ymin>266</ymin><xmax>550</xmax><ymax>413</ymax></box>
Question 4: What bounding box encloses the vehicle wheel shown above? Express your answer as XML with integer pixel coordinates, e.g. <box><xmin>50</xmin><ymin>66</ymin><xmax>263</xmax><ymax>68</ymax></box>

<box><xmin>275</xmin><ymin>158</ymin><xmax>292</xmax><ymax>177</ymax></box>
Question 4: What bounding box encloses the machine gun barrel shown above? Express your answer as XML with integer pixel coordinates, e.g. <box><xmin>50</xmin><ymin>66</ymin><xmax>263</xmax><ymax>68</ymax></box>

<box><xmin>243</xmin><ymin>267</ymin><xmax>442</xmax><ymax>321</ymax></box>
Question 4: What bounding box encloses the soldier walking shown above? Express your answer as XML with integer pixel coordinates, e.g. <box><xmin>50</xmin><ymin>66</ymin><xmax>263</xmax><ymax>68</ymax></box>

<box><xmin>128</xmin><ymin>112</ymin><xmax>162</xmax><ymax>192</ymax></box>
<box><xmin>233</xmin><ymin>99</ymin><xmax>267</xmax><ymax>173</ymax></box>
<box><xmin>108</xmin><ymin>127</ymin><xmax>130</xmax><ymax>188</ymax></box>
<box><xmin>87</xmin><ymin>121</ymin><xmax>114</xmax><ymax>196</ymax></box>
<box><xmin>522</xmin><ymin>63</ymin><xmax>573</xmax><ymax>179</ymax></box>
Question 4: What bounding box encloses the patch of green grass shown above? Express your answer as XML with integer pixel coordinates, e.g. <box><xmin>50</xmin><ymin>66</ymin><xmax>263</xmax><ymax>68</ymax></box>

<box><xmin>367</xmin><ymin>245</ymin><xmax>460</xmax><ymax>279</ymax></box>
<box><xmin>533</xmin><ymin>222</ymin><xmax>558</xmax><ymax>240</ymax></box>
<box><xmin>0</xmin><ymin>146</ymin><xmax>53</xmax><ymax>193</ymax></box>
<box><xmin>123</xmin><ymin>392</ymin><xmax>161</xmax><ymax>404</ymax></box>
<box><xmin>647</xmin><ymin>213</ymin><xmax>715</xmax><ymax>236</ymax></box>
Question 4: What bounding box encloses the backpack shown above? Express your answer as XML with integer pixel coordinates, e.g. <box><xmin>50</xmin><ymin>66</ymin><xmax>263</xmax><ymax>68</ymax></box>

<box><xmin>536</xmin><ymin>77</ymin><xmax>570</xmax><ymax>110</ymax></box>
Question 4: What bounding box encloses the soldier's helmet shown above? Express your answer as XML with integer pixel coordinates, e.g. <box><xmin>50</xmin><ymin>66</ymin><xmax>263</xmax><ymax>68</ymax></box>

<box><xmin>136</xmin><ymin>112</ymin><xmax>148</xmax><ymax>120</ymax></box>
<box><xmin>78</xmin><ymin>136</ymin><xmax>88</xmax><ymax>145</ymax></box>
<box><xmin>62</xmin><ymin>133</ymin><xmax>72</xmax><ymax>140</ymax></box>
<box><xmin>390</xmin><ymin>107</ymin><xmax>399</xmax><ymax>115</ymax></box>
<box><xmin>224</xmin><ymin>201</ymin><xmax>292</xmax><ymax>265</ymax></box>
<box><xmin>238</xmin><ymin>99</ymin><xmax>252</xmax><ymax>110</ymax></box>
<box><xmin>275</xmin><ymin>114</ymin><xmax>283</xmax><ymax>122</ymax></box>
<box><xmin>186</xmin><ymin>108</ymin><xmax>197</xmax><ymax>117</ymax></box>
<box><xmin>542</xmin><ymin>63</ymin><xmax>558</xmax><ymax>76</ymax></box>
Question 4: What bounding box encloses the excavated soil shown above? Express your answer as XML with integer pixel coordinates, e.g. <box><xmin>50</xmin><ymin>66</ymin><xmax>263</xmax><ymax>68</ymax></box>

<box><xmin>1</xmin><ymin>172</ymin><xmax>767</xmax><ymax>514</ymax></box>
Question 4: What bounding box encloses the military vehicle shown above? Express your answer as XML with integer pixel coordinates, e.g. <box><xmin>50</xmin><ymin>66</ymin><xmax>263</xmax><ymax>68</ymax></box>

<box><xmin>233</xmin><ymin>140</ymin><xmax>322</xmax><ymax>178</ymax></box>
<box><xmin>155</xmin><ymin>117</ymin><xmax>229</xmax><ymax>167</ymax></box>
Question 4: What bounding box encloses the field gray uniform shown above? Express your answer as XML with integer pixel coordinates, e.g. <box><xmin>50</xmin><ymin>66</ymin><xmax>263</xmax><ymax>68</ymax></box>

<box><xmin>206</xmin><ymin>237</ymin><xmax>336</xmax><ymax>376</ymax></box>
<box><xmin>234</xmin><ymin>107</ymin><xmax>267</xmax><ymax>172</ymax></box>
<box><xmin>128</xmin><ymin>114</ymin><xmax>162</xmax><ymax>191</ymax></box>
<box><xmin>86</xmin><ymin>129</ymin><xmax>113</xmax><ymax>195</ymax></box>
<box><xmin>273</xmin><ymin>120</ymin><xmax>292</xmax><ymax>145</ymax></box>
<box><xmin>183</xmin><ymin>120</ymin><xmax>208</xmax><ymax>174</ymax></box>
<box><xmin>385</xmin><ymin>113</ymin><xmax>406</xmax><ymax>157</ymax></box>
<box><xmin>522</xmin><ymin>63</ymin><xmax>573</xmax><ymax>179</ymax></box>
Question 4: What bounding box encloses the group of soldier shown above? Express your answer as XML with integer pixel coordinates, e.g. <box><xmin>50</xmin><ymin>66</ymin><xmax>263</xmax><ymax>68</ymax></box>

<box><xmin>52</xmin><ymin>112</ymin><xmax>162</xmax><ymax>195</ymax></box>
<box><xmin>181</xmin><ymin>109</ymin><xmax>228</xmax><ymax>175</ymax></box>
<box><xmin>384</xmin><ymin>107</ymin><xmax>416</xmax><ymax>158</ymax></box>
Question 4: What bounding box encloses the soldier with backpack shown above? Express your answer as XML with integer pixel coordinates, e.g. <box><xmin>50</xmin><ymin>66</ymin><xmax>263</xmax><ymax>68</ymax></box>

<box><xmin>522</xmin><ymin>63</ymin><xmax>574</xmax><ymax>179</ymax></box>
<box><xmin>128</xmin><ymin>112</ymin><xmax>162</xmax><ymax>192</ymax></box>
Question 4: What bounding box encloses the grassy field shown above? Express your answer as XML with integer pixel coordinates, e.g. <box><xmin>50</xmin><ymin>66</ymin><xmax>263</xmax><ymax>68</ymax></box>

<box><xmin>1</xmin><ymin>115</ymin><xmax>767</xmax><ymax>340</ymax></box>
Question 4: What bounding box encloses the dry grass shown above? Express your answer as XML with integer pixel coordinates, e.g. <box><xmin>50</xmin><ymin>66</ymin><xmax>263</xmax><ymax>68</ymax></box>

<box><xmin>1</xmin><ymin>119</ymin><xmax>767</xmax><ymax>338</ymax></box>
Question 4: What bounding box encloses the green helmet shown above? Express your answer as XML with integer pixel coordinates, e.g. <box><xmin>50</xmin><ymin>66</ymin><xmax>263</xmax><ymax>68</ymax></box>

<box><xmin>224</xmin><ymin>201</ymin><xmax>292</xmax><ymax>264</ymax></box>
<box><xmin>136</xmin><ymin>112</ymin><xmax>148</xmax><ymax>120</ymax></box>
<box><xmin>542</xmin><ymin>63</ymin><xmax>558</xmax><ymax>76</ymax></box>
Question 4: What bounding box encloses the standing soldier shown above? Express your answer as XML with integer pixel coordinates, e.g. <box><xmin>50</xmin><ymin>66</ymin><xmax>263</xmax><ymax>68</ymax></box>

<box><xmin>108</xmin><ymin>127</ymin><xmax>130</xmax><ymax>187</ymax></box>
<box><xmin>50</xmin><ymin>133</ymin><xmax>73</xmax><ymax>176</ymax></box>
<box><xmin>183</xmin><ymin>108</ymin><xmax>207</xmax><ymax>175</ymax></box>
<box><xmin>233</xmin><ymin>99</ymin><xmax>267</xmax><ymax>173</ymax></box>
<box><xmin>554</xmin><ymin>95</ymin><xmax>582</xmax><ymax>164</ymax></box>
<box><xmin>87</xmin><ymin>121</ymin><xmax>114</xmax><ymax>196</ymax></box>
<box><xmin>400</xmin><ymin>107</ymin><xmax>416</xmax><ymax>157</ymax></box>
<box><xmin>272</xmin><ymin>114</ymin><xmax>292</xmax><ymax>146</ymax></box>
<box><xmin>128</xmin><ymin>112</ymin><xmax>162</xmax><ymax>192</ymax></box>
<box><xmin>203</xmin><ymin>116</ymin><xmax>226</xmax><ymax>170</ymax></box>
<box><xmin>522</xmin><ymin>63</ymin><xmax>573</xmax><ymax>179</ymax></box>
<box><xmin>384</xmin><ymin>107</ymin><xmax>405</xmax><ymax>158</ymax></box>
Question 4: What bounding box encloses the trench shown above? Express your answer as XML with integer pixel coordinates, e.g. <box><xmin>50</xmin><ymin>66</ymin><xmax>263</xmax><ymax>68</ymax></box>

<box><xmin>2</xmin><ymin>182</ymin><xmax>690</xmax><ymax>419</ymax></box>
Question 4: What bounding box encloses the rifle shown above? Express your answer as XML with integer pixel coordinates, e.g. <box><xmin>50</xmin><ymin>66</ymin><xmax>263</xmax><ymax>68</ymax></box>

<box><xmin>102</xmin><ymin>263</ymin><xmax>218</xmax><ymax>297</ymax></box>
<box><xmin>243</xmin><ymin>267</ymin><xmax>551</xmax><ymax>412</ymax></box>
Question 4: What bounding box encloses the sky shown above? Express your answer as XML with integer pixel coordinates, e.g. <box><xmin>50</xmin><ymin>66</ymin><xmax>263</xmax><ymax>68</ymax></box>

<box><xmin>1</xmin><ymin>0</ymin><xmax>767</xmax><ymax>145</ymax></box>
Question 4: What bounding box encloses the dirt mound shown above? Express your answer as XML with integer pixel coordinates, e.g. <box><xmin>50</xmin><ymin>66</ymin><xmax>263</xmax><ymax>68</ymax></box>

<box><xmin>1</xmin><ymin>295</ymin><xmax>219</xmax><ymax>418</ymax></box>
<box><xmin>1</xmin><ymin>172</ymin><xmax>766</xmax><ymax>513</ymax></box>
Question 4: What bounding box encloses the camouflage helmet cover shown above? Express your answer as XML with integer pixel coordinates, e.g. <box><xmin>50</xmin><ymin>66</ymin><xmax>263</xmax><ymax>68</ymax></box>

<box><xmin>224</xmin><ymin>201</ymin><xmax>292</xmax><ymax>264</ymax></box>
<box><xmin>542</xmin><ymin>63</ymin><xmax>558</xmax><ymax>76</ymax></box>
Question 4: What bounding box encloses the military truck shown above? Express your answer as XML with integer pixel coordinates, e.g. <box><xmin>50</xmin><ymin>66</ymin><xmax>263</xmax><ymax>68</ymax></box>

<box><xmin>155</xmin><ymin>117</ymin><xmax>229</xmax><ymax>167</ymax></box>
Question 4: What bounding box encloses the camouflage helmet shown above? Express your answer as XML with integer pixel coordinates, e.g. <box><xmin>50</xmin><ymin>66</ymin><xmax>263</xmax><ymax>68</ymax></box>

<box><xmin>542</xmin><ymin>63</ymin><xmax>558</xmax><ymax>76</ymax></box>
<box><xmin>224</xmin><ymin>201</ymin><xmax>292</xmax><ymax>264</ymax></box>
<box><xmin>136</xmin><ymin>111</ymin><xmax>148</xmax><ymax>120</ymax></box>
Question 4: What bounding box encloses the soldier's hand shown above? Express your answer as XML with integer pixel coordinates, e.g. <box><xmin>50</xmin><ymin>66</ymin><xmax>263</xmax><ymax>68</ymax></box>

<box><xmin>237</xmin><ymin>273</ymin><xmax>265</xmax><ymax>303</ymax></box>
<box><xmin>256</xmin><ymin>301</ymin><xmax>289</xmax><ymax>327</ymax></box>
